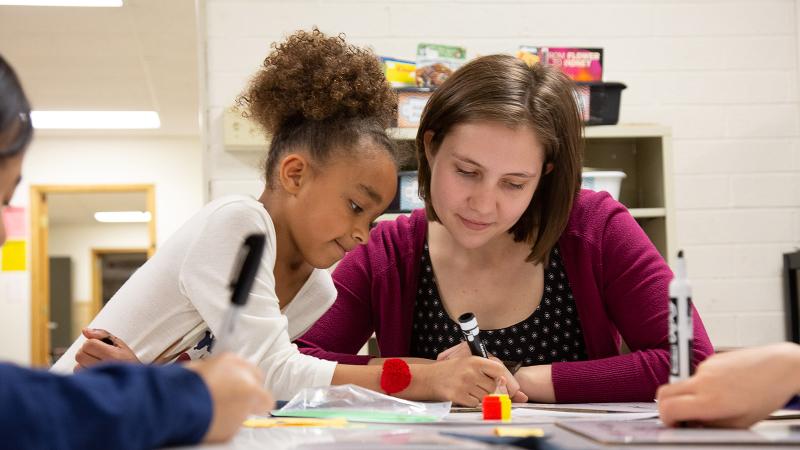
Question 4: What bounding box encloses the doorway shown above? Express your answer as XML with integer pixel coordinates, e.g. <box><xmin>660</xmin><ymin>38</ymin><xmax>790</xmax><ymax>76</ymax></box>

<box><xmin>30</xmin><ymin>185</ymin><xmax>156</xmax><ymax>366</ymax></box>
<box><xmin>92</xmin><ymin>249</ymin><xmax>148</xmax><ymax>314</ymax></box>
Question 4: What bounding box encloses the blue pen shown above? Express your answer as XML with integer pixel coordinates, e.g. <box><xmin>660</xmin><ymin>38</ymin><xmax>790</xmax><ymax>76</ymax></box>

<box><xmin>214</xmin><ymin>233</ymin><xmax>266</xmax><ymax>353</ymax></box>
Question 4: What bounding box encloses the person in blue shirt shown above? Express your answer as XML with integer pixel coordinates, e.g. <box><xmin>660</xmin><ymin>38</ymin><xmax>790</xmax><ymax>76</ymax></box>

<box><xmin>0</xmin><ymin>55</ymin><xmax>274</xmax><ymax>449</ymax></box>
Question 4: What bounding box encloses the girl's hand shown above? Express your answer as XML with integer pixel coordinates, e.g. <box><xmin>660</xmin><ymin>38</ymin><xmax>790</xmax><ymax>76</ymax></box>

<box><xmin>417</xmin><ymin>356</ymin><xmax>527</xmax><ymax>406</ymax></box>
<box><xmin>73</xmin><ymin>328</ymin><xmax>140</xmax><ymax>372</ymax></box>
<box><xmin>494</xmin><ymin>377</ymin><xmax>528</xmax><ymax>403</ymax></box>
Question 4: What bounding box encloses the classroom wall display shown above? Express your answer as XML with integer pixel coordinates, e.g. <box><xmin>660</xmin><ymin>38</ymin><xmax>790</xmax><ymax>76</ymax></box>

<box><xmin>415</xmin><ymin>43</ymin><xmax>466</xmax><ymax>88</ymax></box>
<box><xmin>516</xmin><ymin>46</ymin><xmax>603</xmax><ymax>82</ymax></box>
<box><xmin>396</xmin><ymin>88</ymin><xmax>433</xmax><ymax>128</ymax></box>
<box><xmin>381</xmin><ymin>57</ymin><xmax>417</xmax><ymax>88</ymax></box>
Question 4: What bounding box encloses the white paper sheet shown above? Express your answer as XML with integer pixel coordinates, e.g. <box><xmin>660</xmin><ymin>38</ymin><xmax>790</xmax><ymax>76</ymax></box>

<box><xmin>0</xmin><ymin>272</ymin><xmax>27</xmax><ymax>305</ymax></box>
<box><xmin>514</xmin><ymin>402</ymin><xmax>658</xmax><ymax>414</ymax></box>
<box><xmin>443</xmin><ymin>407</ymin><xmax>658</xmax><ymax>425</ymax></box>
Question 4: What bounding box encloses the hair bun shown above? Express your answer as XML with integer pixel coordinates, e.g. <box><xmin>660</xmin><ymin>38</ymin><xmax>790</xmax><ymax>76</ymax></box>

<box><xmin>238</xmin><ymin>28</ymin><xmax>396</xmax><ymax>134</ymax></box>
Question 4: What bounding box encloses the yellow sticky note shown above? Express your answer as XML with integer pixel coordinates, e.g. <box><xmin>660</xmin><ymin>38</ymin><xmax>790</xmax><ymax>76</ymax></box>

<box><xmin>243</xmin><ymin>417</ymin><xmax>348</xmax><ymax>428</ymax></box>
<box><xmin>494</xmin><ymin>427</ymin><xmax>545</xmax><ymax>438</ymax></box>
<box><xmin>1</xmin><ymin>240</ymin><xmax>26</xmax><ymax>271</ymax></box>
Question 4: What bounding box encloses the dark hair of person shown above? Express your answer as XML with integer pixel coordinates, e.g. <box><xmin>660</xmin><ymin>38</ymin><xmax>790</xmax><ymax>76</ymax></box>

<box><xmin>416</xmin><ymin>55</ymin><xmax>584</xmax><ymax>264</ymax></box>
<box><xmin>237</xmin><ymin>28</ymin><xmax>399</xmax><ymax>185</ymax></box>
<box><xmin>0</xmin><ymin>55</ymin><xmax>33</xmax><ymax>160</ymax></box>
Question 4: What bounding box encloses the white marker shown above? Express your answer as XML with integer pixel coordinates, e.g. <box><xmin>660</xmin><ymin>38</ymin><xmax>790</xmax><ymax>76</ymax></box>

<box><xmin>669</xmin><ymin>250</ymin><xmax>693</xmax><ymax>383</ymax></box>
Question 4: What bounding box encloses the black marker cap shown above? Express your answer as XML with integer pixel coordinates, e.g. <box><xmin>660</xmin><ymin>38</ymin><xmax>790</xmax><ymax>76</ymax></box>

<box><xmin>229</xmin><ymin>233</ymin><xmax>266</xmax><ymax>306</ymax></box>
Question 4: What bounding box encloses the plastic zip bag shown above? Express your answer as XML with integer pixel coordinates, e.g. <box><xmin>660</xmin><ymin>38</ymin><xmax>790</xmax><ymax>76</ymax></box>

<box><xmin>272</xmin><ymin>384</ymin><xmax>451</xmax><ymax>423</ymax></box>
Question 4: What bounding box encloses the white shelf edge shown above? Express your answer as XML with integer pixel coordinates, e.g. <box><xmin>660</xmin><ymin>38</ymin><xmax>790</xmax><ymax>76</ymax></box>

<box><xmin>387</xmin><ymin>124</ymin><xmax>670</xmax><ymax>142</ymax></box>
<box><xmin>224</xmin><ymin>124</ymin><xmax>671</xmax><ymax>151</ymax></box>
<box><xmin>584</xmin><ymin>124</ymin><xmax>671</xmax><ymax>139</ymax></box>
<box><xmin>629</xmin><ymin>208</ymin><xmax>666</xmax><ymax>219</ymax></box>
<box><xmin>387</xmin><ymin>128</ymin><xmax>418</xmax><ymax>140</ymax></box>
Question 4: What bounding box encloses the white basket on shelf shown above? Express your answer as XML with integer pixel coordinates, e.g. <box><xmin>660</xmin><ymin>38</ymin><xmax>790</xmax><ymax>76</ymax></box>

<box><xmin>581</xmin><ymin>170</ymin><xmax>626</xmax><ymax>200</ymax></box>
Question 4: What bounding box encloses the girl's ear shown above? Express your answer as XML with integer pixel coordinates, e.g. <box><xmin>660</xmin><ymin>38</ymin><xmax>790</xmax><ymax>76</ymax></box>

<box><xmin>277</xmin><ymin>153</ymin><xmax>309</xmax><ymax>195</ymax></box>
<box><xmin>423</xmin><ymin>130</ymin><xmax>435</xmax><ymax>163</ymax></box>
<box><xmin>545</xmin><ymin>163</ymin><xmax>554</xmax><ymax>175</ymax></box>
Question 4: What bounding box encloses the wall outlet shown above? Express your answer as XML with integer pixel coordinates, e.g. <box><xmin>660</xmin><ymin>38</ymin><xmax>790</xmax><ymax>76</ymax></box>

<box><xmin>222</xmin><ymin>107</ymin><xmax>269</xmax><ymax>151</ymax></box>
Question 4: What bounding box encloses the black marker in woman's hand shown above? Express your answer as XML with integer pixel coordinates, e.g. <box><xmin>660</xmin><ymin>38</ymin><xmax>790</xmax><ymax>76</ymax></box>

<box><xmin>458</xmin><ymin>312</ymin><xmax>489</xmax><ymax>358</ymax></box>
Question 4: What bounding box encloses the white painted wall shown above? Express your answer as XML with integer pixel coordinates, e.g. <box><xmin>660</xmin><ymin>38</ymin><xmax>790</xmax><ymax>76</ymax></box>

<box><xmin>203</xmin><ymin>0</ymin><xmax>800</xmax><ymax>348</ymax></box>
<box><xmin>0</xmin><ymin>135</ymin><xmax>203</xmax><ymax>364</ymax></box>
<box><xmin>49</xmin><ymin>223</ymin><xmax>149</xmax><ymax>304</ymax></box>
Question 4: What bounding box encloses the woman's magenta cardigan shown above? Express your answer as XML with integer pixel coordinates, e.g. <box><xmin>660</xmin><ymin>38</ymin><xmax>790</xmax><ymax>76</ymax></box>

<box><xmin>297</xmin><ymin>190</ymin><xmax>713</xmax><ymax>402</ymax></box>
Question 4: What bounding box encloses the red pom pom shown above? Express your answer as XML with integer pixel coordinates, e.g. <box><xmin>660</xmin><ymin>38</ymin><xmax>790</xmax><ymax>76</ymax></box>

<box><xmin>380</xmin><ymin>358</ymin><xmax>411</xmax><ymax>394</ymax></box>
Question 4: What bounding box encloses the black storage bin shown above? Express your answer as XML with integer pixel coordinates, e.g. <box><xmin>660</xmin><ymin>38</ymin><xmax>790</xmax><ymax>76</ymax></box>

<box><xmin>578</xmin><ymin>82</ymin><xmax>626</xmax><ymax>126</ymax></box>
<box><xmin>784</xmin><ymin>250</ymin><xmax>800</xmax><ymax>343</ymax></box>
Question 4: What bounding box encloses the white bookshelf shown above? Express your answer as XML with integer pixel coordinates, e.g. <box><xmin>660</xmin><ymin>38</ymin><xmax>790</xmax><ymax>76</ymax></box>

<box><xmin>381</xmin><ymin>124</ymin><xmax>675</xmax><ymax>262</ymax></box>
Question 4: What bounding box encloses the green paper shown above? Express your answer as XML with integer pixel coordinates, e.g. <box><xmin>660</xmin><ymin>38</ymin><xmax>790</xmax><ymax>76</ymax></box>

<box><xmin>272</xmin><ymin>409</ymin><xmax>440</xmax><ymax>423</ymax></box>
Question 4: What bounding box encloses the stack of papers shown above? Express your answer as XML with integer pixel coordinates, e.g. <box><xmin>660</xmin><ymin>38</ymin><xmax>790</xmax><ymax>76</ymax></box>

<box><xmin>444</xmin><ymin>402</ymin><xmax>659</xmax><ymax>424</ymax></box>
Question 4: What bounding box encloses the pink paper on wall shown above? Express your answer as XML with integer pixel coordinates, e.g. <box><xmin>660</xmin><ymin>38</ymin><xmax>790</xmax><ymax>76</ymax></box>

<box><xmin>2</xmin><ymin>206</ymin><xmax>26</xmax><ymax>238</ymax></box>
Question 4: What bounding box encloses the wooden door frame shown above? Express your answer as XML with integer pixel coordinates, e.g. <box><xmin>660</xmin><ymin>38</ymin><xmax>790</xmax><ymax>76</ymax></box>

<box><xmin>30</xmin><ymin>184</ymin><xmax>156</xmax><ymax>366</ymax></box>
<box><xmin>91</xmin><ymin>248</ymin><xmax>149</xmax><ymax>318</ymax></box>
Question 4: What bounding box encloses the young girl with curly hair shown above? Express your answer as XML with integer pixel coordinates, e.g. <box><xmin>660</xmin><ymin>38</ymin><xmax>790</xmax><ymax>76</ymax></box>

<box><xmin>53</xmin><ymin>29</ymin><xmax>521</xmax><ymax>405</ymax></box>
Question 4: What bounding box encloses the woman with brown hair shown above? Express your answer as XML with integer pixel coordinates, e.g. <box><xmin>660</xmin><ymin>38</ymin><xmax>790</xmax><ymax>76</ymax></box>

<box><xmin>297</xmin><ymin>54</ymin><xmax>714</xmax><ymax>403</ymax></box>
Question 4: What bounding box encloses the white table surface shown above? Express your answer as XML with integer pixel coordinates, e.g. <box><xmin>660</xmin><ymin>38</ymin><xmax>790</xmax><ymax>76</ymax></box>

<box><xmin>170</xmin><ymin>418</ymin><xmax>800</xmax><ymax>450</ymax></box>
